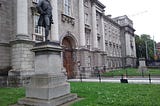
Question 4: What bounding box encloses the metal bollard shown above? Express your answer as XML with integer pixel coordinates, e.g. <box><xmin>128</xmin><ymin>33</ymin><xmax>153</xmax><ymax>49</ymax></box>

<box><xmin>103</xmin><ymin>66</ymin><xmax>106</xmax><ymax>72</ymax></box>
<box><xmin>80</xmin><ymin>73</ymin><xmax>82</xmax><ymax>82</ymax></box>
<box><xmin>142</xmin><ymin>68</ymin><xmax>144</xmax><ymax>78</ymax></box>
<box><xmin>149</xmin><ymin>74</ymin><xmax>151</xmax><ymax>84</ymax></box>
<box><xmin>121</xmin><ymin>74</ymin><xmax>124</xmax><ymax>79</ymax></box>
<box><xmin>98</xmin><ymin>70</ymin><xmax>101</xmax><ymax>83</ymax></box>
<box><xmin>125</xmin><ymin>69</ymin><xmax>128</xmax><ymax>77</ymax></box>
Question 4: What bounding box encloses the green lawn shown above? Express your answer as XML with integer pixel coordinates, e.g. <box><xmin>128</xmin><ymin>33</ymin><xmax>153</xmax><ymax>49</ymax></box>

<box><xmin>0</xmin><ymin>87</ymin><xmax>25</xmax><ymax>106</ymax></box>
<box><xmin>0</xmin><ymin>82</ymin><xmax>160</xmax><ymax>106</ymax></box>
<box><xmin>102</xmin><ymin>68</ymin><xmax>160</xmax><ymax>77</ymax></box>
<box><xmin>71</xmin><ymin>82</ymin><xmax>160</xmax><ymax>106</ymax></box>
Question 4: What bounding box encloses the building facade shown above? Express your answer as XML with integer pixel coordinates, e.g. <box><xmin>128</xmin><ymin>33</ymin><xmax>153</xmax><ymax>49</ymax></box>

<box><xmin>113</xmin><ymin>15</ymin><xmax>137</xmax><ymax>67</ymax></box>
<box><xmin>0</xmin><ymin>0</ymin><xmax>136</xmax><ymax>78</ymax></box>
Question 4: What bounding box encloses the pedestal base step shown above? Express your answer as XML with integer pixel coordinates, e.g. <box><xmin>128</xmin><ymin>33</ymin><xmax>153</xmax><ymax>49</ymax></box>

<box><xmin>17</xmin><ymin>93</ymin><xmax>77</xmax><ymax>106</ymax></box>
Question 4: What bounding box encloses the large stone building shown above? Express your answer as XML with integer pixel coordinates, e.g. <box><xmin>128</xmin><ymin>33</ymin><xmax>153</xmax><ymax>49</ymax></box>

<box><xmin>0</xmin><ymin>0</ymin><xmax>136</xmax><ymax>78</ymax></box>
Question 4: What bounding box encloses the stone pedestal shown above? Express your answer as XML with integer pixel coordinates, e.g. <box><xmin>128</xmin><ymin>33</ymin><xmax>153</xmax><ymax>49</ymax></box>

<box><xmin>17</xmin><ymin>42</ymin><xmax>77</xmax><ymax>106</ymax></box>
<box><xmin>32</xmin><ymin>42</ymin><xmax>62</xmax><ymax>74</ymax></box>
<box><xmin>138</xmin><ymin>58</ymin><xmax>147</xmax><ymax>72</ymax></box>
<box><xmin>139</xmin><ymin>58</ymin><xmax>146</xmax><ymax>67</ymax></box>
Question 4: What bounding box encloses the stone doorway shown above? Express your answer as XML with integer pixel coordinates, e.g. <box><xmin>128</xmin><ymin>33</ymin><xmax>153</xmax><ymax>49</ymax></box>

<box><xmin>62</xmin><ymin>37</ymin><xmax>76</xmax><ymax>79</ymax></box>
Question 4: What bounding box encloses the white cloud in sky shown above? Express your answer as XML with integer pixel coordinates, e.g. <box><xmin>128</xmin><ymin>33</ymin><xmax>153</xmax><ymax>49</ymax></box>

<box><xmin>99</xmin><ymin>0</ymin><xmax>160</xmax><ymax>42</ymax></box>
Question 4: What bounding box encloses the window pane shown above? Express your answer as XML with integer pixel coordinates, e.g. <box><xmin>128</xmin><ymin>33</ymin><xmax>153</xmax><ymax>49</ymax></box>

<box><xmin>34</xmin><ymin>15</ymin><xmax>42</xmax><ymax>35</ymax></box>
<box><xmin>64</xmin><ymin>0</ymin><xmax>71</xmax><ymax>16</ymax></box>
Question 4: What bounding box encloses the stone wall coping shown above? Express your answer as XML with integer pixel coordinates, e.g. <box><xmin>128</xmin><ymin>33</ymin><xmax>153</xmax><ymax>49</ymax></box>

<box><xmin>32</xmin><ymin>73</ymin><xmax>65</xmax><ymax>78</ymax></box>
<box><xmin>10</xmin><ymin>39</ymin><xmax>35</xmax><ymax>45</ymax></box>
<box><xmin>0</xmin><ymin>43</ymin><xmax>10</xmax><ymax>47</ymax></box>
<box><xmin>32</xmin><ymin>42</ymin><xmax>62</xmax><ymax>52</ymax></box>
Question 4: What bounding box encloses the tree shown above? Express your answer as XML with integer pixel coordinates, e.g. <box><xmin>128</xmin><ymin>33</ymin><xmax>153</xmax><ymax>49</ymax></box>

<box><xmin>135</xmin><ymin>34</ymin><xmax>155</xmax><ymax>60</ymax></box>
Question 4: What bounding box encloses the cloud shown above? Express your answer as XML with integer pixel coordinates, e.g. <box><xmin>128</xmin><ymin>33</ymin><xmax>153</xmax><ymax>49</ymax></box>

<box><xmin>99</xmin><ymin>0</ymin><xmax>160</xmax><ymax>42</ymax></box>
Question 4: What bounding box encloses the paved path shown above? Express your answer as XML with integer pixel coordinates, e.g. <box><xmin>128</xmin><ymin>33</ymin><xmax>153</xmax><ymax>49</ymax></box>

<box><xmin>68</xmin><ymin>77</ymin><xmax>160</xmax><ymax>84</ymax></box>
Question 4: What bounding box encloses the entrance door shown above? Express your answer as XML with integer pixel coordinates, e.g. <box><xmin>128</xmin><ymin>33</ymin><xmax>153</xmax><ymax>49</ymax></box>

<box><xmin>62</xmin><ymin>37</ymin><xmax>74</xmax><ymax>78</ymax></box>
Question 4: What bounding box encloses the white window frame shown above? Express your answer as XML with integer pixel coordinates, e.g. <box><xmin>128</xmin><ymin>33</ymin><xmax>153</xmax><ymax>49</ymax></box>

<box><xmin>64</xmin><ymin>0</ymin><xmax>72</xmax><ymax>16</ymax></box>
<box><xmin>33</xmin><ymin>14</ymin><xmax>43</xmax><ymax>35</ymax></box>
<box><xmin>85</xmin><ymin>13</ymin><xmax>89</xmax><ymax>25</ymax></box>
<box><xmin>86</xmin><ymin>34</ymin><xmax>90</xmax><ymax>46</ymax></box>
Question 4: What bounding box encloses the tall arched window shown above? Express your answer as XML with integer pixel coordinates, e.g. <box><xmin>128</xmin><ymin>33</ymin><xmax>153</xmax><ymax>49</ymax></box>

<box><xmin>64</xmin><ymin>0</ymin><xmax>71</xmax><ymax>16</ymax></box>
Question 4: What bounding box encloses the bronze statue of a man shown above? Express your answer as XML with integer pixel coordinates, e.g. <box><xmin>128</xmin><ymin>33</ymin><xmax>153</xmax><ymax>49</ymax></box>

<box><xmin>37</xmin><ymin>0</ymin><xmax>53</xmax><ymax>41</ymax></box>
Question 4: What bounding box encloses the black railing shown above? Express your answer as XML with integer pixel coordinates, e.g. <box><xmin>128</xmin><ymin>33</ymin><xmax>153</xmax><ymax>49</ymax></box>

<box><xmin>77</xmin><ymin>66</ymin><xmax>159</xmax><ymax>84</ymax></box>
<box><xmin>78</xmin><ymin>66</ymin><xmax>107</xmax><ymax>83</ymax></box>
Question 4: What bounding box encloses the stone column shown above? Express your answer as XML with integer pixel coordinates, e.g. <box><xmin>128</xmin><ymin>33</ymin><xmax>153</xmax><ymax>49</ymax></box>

<box><xmin>9</xmin><ymin>0</ymin><xmax>34</xmax><ymax>80</ymax></box>
<box><xmin>51</xmin><ymin>0</ymin><xmax>59</xmax><ymax>41</ymax></box>
<box><xmin>92</xmin><ymin>3</ymin><xmax>98</xmax><ymax>48</ymax></box>
<box><xmin>78</xmin><ymin>0</ymin><xmax>87</xmax><ymax>77</ymax></box>
<box><xmin>125</xmin><ymin>33</ymin><xmax>131</xmax><ymax>56</ymax></box>
<box><xmin>79</xmin><ymin>0</ymin><xmax>86</xmax><ymax>47</ymax></box>
<box><xmin>101</xmin><ymin>13</ymin><xmax>105</xmax><ymax>51</ymax></box>
<box><xmin>133</xmin><ymin>37</ymin><xmax>137</xmax><ymax>57</ymax></box>
<box><xmin>16</xmin><ymin>0</ymin><xmax>29</xmax><ymax>39</ymax></box>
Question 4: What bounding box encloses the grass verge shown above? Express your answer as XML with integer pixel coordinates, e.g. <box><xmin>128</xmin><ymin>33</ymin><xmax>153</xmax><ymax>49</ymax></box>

<box><xmin>71</xmin><ymin>82</ymin><xmax>160</xmax><ymax>106</ymax></box>
<box><xmin>0</xmin><ymin>87</ymin><xmax>24</xmax><ymax>106</ymax></box>
<box><xmin>0</xmin><ymin>82</ymin><xmax>160</xmax><ymax>106</ymax></box>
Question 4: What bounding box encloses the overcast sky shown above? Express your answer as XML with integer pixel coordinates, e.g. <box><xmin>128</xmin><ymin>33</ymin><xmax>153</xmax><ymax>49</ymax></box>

<box><xmin>99</xmin><ymin>0</ymin><xmax>160</xmax><ymax>42</ymax></box>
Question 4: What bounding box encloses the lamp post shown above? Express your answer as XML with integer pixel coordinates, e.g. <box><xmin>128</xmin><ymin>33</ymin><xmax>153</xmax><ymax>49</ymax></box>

<box><xmin>145</xmin><ymin>41</ymin><xmax>149</xmax><ymax>60</ymax></box>
<box><xmin>153</xmin><ymin>36</ymin><xmax>157</xmax><ymax>60</ymax></box>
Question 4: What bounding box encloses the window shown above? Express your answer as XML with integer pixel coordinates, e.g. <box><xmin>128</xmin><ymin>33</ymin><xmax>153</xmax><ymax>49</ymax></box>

<box><xmin>96</xmin><ymin>13</ymin><xmax>99</xmax><ymax>31</ymax></box>
<box><xmin>33</xmin><ymin>14</ymin><xmax>42</xmax><ymax>35</ymax></box>
<box><xmin>88</xmin><ymin>56</ymin><xmax>91</xmax><ymax>67</ymax></box>
<box><xmin>86</xmin><ymin>34</ymin><xmax>90</xmax><ymax>46</ymax></box>
<box><xmin>97</xmin><ymin>36</ymin><xmax>101</xmax><ymax>48</ymax></box>
<box><xmin>105</xmin><ymin>42</ymin><xmax>108</xmax><ymax>52</ymax></box>
<box><xmin>85</xmin><ymin>29</ymin><xmax>90</xmax><ymax>47</ymax></box>
<box><xmin>85</xmin><ymin>13</ymin><xmax>89</xmax><ymax>25</ymax></box>
<box><xmin>33</xmin><ymin>0</ymin><xmax>39</xmax><ymax>3</ymax></box>
<box><xmin>64</xmin><ymin>0</ymin><xmax>71</xmax><ymax>16</ymax></box>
